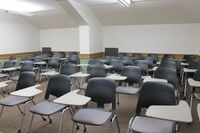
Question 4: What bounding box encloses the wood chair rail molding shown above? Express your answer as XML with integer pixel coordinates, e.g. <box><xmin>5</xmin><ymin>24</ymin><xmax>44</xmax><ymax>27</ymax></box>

<box><xmin>0</xmin><ymin>51</ymin><xmax>41</xmax><ymax>60</ymax></box>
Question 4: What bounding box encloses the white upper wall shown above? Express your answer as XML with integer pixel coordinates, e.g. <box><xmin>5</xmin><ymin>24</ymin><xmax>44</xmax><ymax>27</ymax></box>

<box><xmin>0</xmin><ymin>13</ymin><xmax>40</xmax><ymax>54</ymax></box>
<box><xmin>103</xmin><ymin>24</ymin><xmax>200</xmax><ymax>54</ymax></box>
<box><xmin>68</xmin><ymin>0</ymin><xmax>103</xmax><ymax>54</ymax></box>
<box><xmin>40</xmin><ymin>28</ymin><xmax>79</xmax><ymax>51</ymax></box>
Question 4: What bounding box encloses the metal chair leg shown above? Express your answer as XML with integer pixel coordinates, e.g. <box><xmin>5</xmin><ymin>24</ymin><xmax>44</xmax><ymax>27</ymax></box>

<box><xmin>59</xmin><ymin>108</ymin><xmax>69</xmax><ymax>133</ymax></box>
<box><xmin>69</xmin><ymin>108</ymin><xmax>79</xmax><ymax>130</ymax></box>
<box><xmin>18</xmin><ymin>101</ymin><xmax>31</xmax><ymax>133</ymax></box>
<box><xmin>115</xmin><ymin>116</ymin><xmax>121</xmax><ymax>133</ymax></box>
<box><xmin>83</xmin><ymin>124</ymin><xmax>87</xmax><ymax>132</ymax></box>
<box><xmin>48</xmin><ymin>116</ymin><xmax>52</xmax><ymax>123</ymax></box>
<box><xmin>117</xmin><ymin>93</ymin><xmax>120</xmax><ymax>105</ymax></box>
<box><xmin>27</xmin><ymin>114</ymin><xmax>34</xmax><ymax>133</ymax></box>
<box><xmin>0</xmin><ymin>106</ymin><xmax>4</xmax><ymax>119</ymax></box>
<box><xmin>17</xmin><ymin>105</ymin><xmax>23</xmax><ymax>114</ymax></box>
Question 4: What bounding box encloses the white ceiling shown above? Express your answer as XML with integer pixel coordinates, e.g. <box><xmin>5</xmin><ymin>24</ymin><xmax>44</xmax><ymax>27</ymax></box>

<box><xmin>21</xmin><ymin>0</ymin><xmax>200</xmax><ymax>28</ymax></box>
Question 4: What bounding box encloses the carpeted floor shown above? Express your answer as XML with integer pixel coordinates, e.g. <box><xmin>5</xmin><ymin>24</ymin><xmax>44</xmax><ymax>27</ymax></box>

<box><xmin>0</xmin><ymin>80</ymin><xmax>199</xmax><ymax>133</ymax></box>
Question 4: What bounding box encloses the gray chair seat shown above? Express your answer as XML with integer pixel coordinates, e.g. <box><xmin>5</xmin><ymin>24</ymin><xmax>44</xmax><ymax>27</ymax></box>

<box><xmin>0</xmin><ymin>95</ymin><xmax>30</xmax><ymax>106</ymax></box>
<box><xmin>116</xmin><ymin>87</ymin><xmax>140</xmax><ymax>95</ymax></box>
<box><xmin>29</xmin><ymin>101</ymin><xmax>65</xmax><ymax>115</ymax></box>
<box><xmin>131</xmin><ymin>116</ymin><xmax>174</xmax><ymax>133</ymax></box>
<box><xmin>10</xmin><ymin>76</ymin><xmax>19</xmax><ymax>81</ymax></box>
<box><xmin>80</xmin><ymin>83</ymin><xmax>88</xmax><ymax>90</ymax></box>
<box><xmin>73</xmin><ymin>108</ymin><xmax>112</xmax><ymax>126</ymax></box>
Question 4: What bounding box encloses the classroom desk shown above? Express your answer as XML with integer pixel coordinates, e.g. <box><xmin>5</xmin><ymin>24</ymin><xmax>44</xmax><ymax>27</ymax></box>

<box><xmin>150</xmin><ymin>66</ymin><xmax>158</xmax><ymax>71</ymax></box>
<box><xmin>34</xmin><ymin>61</ymin><xmax>47</xmax><ymax>65</ymax></box>
<box><xmin>53</xmin><ymin>89</ymin><xmax>91</xmax><ymax>133</ymax></box>
<box><xmin>54</xmin><ymin>89</ymin><xmax>91</xmax><ymax>106</ymax></box>
<box><xmin>0</xmin><ymin>67</ymin><xmax>17</xmax><ymax>78</ymax></box>
<box><xmin>156</xmin><ymin>61</ymin><xmax>161</xmax><ymax>65</ymax></box>
<box><xmin>143</xmin><ymin>76</ymin><xmax>168</xmax><ymax>83</ymax></box>
<box><xmin>100</xmin><ymin>59</ymin><xmax>107</xmax><ymax>63</ymax></box>
<box><xmin>104</xmin><ymin>64</ymin><xmax>113</xmax><ymax>69</ymax></box>
<box><xmin>39</xmin><ymin>71</ymin><xmax>59</xmax><ymax>82</ymax></box>
<box><xmin>106</xmin><ymin>74</ymin><xmax>127</xmax><ymax>81</ymax></box>
<box><xmin>198</xmin><ymin>104</ymin><xmax>200</xmax><ymax>121</ymax></box>
<box><xmin>187</xmin><ymin>78</ymin><xmax>200</xmax><ymax>109</ymax></box>
<box><xmin>181</xmin><ymin>62</ymin><xmax>189</xmax><ymax>66</ymax></box>
<box><xmin>76</xmin><ymin>64</ymin><xmax>89</xmax><ymax>67</ymax></box>
<box><xmin>70</xmin><ymin>72</ymin><xmax>90</xmax><ymax>88</ymax></box>
<box><xmin>69</xmin><ymin>72</ymin><xmax>89</xmax><ymax>78</ymax></box>
<box><xmin>0</xmin><ymin>67</ymin><xmax>17</xmax><ymax>72</ymax></box>
<box><xmin>146</xmin><ymin>100</ymin><xmax>192</xmax><ymax>123</ymax></box>
<box><xmin>10</xmin><ymin>84</ymin><xmax>42</xmax><ymax>97</ymax></box>
<box><xmin>182</xmin><ymin>68</ymin><xmax>197</xmax><ymax>98</ymax></box>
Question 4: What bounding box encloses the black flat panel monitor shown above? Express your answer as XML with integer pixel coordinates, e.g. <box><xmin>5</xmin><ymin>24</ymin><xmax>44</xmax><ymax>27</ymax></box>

<box><xmin>42</xmin><ymin>47</ymin><xmax>51</xmax><ymax>54</ymax></box>
<box><xmin>105</xmin><ymin>48</ymin><xmax>118</xmax><ymax>57</ymax></box>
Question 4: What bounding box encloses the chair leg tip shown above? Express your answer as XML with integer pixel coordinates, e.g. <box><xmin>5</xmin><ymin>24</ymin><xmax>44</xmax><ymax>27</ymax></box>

<box><xmin>76</xmin><ymin>126</ymin><xmax>79</xmax><ymax>130</ymax></box>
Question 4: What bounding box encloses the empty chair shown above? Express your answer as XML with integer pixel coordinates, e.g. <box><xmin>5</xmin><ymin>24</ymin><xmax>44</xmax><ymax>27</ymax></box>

<box><xmin>132</xmin><ymin>53</ymin><xmax>143</xmax><ymax>61</ymax></box>
<box><xmin>116</xmin><ymin>66</ymin><xmax>142</xmax><ymax>104</ymax></box>
<box><xmin>88</xmin><ymin>59</ymin><xmax>103</xmax><ymax>65</ymax></box>
<box><xmin>123</xmin><ymin>56</ymin><xmax>133</xmax><ymax>66</ymax></box>
<box><xmin>148</xmin><ymin>54</ymin><xmax>159</xmax><ymax>63</ymax></box>
<box><xmin>60</xmin><ymin>63</ymin><xmax>77</xmax><ymax>75</ymax></box>
<box><xmin>104</xmin><ymin>56</ymin><xmax>114</xmax><ymax>65</ymax></box>
<box><xmin>0</xmin><ymin>61</ymin><xmax>15</xmax><ymax>79</ymax></box>
<box><xmin>80</xmin><ymin>65</ymin><xmax>106</xmax><ymax>90</ymax></box>
<box><xmin>127</xmin><ymin>82</ymin><xmax>176</xmax><ymax>133</ymax></box>
<box><xmin>187</xmin><ymin>61</ymin><xmax>200</xmax><ymax>69</ymax></box>
<box><xmin>110</xmin><ymin>59</ymin><xmax>124</xmax><ymax>73</ymax></box>
<box><xmin>33</xmin><ymin>56</ymin><xmax>43</xmax><ymax>62</ymax></box>
<box><xmin>163</xmin><ymin>54</ymin><xmax>175</xmax><ymax>59</ymax></box>
<box><xmin>55</xmin><ymin>52</ymin><xmax>65</xmax><ymax>58</ymax></box>
<box><xmin>20</xmin><ymin>56</ymin><xmax>30</xmax><ymax>61</ymax></box>
<box><xmin>144</xmin><ymin>57</ymin><xmax>154</xmax><ymax>69</ymax></box>
<box><xmin>68</xmin><ymin>54</ymin><xmax>80</xmax><ymax>65</ymax></box>
<box><xmin>9</xmin><ymin>56</ymin><xmax>16</xmax><ymax>64</ymax></box>
<box><xmin>160</xmin><ymin>62</ymin><xmax>177</xmax><ymax>71</ymax></box>
<box><xmin>154</xmin><ymin>67</ymin><xmax>178</xmax><ymax>89</ymax></box>
<box><xmin>72</xmin><ymin>78</ymin><xmax>120</xmax><ymax>133</ymax></box>
<box><xmin>43</xmin><ymin>57</ymin><xmax>59</xmax><ymax>71</ymax></box>
<box><xmin>134</xmin><ymin>60</ymin><xmax>149</xmax><ymax>76</ymax></box>
<box><xmin>10</xmin><ymin>62</ymin><xmax>34</xmax><ymax>82</ymax></box>
<box><xmin>2</xmin><ymin>60</ymin><xmax>15</xmax><ymax>68</ymax></box>
<box><xmin>1</xmin><ymin>61</ymin><xmax>16</xmax><ymax>78</ymax></box>
<box><xmin>27</xmin><ymin>74</ymin><xmax>71</xmax><ymax>133</ymax></box>
<box><xmin>0</xmin><ymin>72</ymin><xmax>36</xmax><ymax>132</ymax></box>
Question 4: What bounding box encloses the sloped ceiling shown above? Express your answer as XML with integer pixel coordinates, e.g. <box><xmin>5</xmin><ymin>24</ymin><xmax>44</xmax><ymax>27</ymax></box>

<box><xmin>24</xmin><ymin>0</ymin><xmax>200</xmax><ymax>29</ymax></box>
<box><xmin>91</xmin><ymin>0</ymin><xmax>200</xmax><ymax>25</ymax></box>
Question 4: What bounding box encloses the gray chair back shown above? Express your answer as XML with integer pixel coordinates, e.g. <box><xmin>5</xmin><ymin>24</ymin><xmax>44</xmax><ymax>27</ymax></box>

<box><xmin>44</xmin><ymin>75</ymin><xmax>71</xmax><ymax>100</ymax></box>
<box><xmin>136</xmin><ymin>82</ymin><xmax>176</xmax><ymax>115</ymax></box>
<box><xmin>16</xmin><ymin>71</ymin><xmax>36</xmax><ymax>91</ymax></box>
<box><xmin>121</xmin><ymin>66</ymin><xmax>142</xmax><ymax>85</ymax></box>
<box><xmin>86</xmin><ymin>78</ymin><xmax>116</xmax><ymax>111</ymax></box>
<box><xmin>60</xmin><ymin>63</ymin><xmax>77</xmax><ymax>75</ymax></box>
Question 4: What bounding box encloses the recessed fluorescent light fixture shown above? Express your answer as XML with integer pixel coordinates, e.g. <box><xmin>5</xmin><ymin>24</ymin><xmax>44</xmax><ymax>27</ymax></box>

<box><xmin>117</xmin><ymin>0</ymin><xmax>131</xmax><ymax>7</ymax></box>
<box><xmin>0</xmin><ymin>0</ymin><xmax>46</xmax><ymax>16</ymax></box>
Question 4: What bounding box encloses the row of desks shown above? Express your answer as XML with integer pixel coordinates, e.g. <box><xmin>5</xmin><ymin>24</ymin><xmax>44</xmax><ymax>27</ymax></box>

<box><xmin>8</xmin><ymin>83</ymin><xmax>197</xmax><ymax>123</ymax></box>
